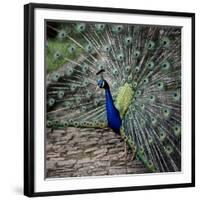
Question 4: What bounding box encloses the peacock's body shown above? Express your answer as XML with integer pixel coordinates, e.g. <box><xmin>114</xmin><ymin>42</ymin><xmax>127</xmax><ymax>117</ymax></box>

<box><xmin>97</xmin><ymin>77</ymin><xmax>122</xmax><ymax>134</ymax></box>
<box><xmin>46</xmin><ymin>21</ymin><xmax>181</xmax><ymax>173</ymax></box>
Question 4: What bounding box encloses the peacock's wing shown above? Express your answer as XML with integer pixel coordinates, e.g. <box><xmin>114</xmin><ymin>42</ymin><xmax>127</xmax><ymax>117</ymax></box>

<box><xmin>121</xmin><ymin>27</ymin><xmax>181</xmax><ymax>173</ymax></box>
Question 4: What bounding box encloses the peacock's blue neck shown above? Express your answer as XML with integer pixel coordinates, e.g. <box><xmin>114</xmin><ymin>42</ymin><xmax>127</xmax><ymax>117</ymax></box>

<box><xmin>105</xmin><ymin>88</ymin><xmax>122</xmax><ymax>134</ymax></box>
<box><xmin>105</xmin><ymin>88</ymin><xmax>114</xmax><ymax>107</ymax></box>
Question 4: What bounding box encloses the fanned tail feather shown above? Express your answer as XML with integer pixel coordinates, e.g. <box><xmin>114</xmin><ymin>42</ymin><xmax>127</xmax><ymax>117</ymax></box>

<box><xmin>46</xmin><ymin>22</ymin><xmax>181</xmax><ymax>173</ymax></box>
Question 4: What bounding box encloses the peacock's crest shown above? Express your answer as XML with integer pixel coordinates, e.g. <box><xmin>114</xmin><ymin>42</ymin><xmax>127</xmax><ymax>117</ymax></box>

<box><xmin>46</xmin><ymin>21</ymin><xmax>181</xmax><ymax>173</ymax></box>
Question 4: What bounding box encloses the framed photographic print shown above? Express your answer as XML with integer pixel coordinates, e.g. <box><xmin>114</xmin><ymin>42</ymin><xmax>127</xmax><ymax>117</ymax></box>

<box><xmin>24</xmin><ymin>3</ymin><xmax>195</xmax><ymax>197</ymax></box>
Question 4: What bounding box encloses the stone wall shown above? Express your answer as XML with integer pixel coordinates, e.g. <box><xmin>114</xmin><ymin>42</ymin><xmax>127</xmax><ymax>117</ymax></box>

<box><xmin>46</xmin><ymin>127</ymin><xmax>149</xmax><ymax>178</ymax></box>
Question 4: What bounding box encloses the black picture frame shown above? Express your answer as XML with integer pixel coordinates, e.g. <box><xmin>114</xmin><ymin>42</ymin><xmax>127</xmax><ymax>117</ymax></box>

<box><xmin>24</xmin><ymin>3</ymin><xmax>195</xmax><ymax>197</ymax></box>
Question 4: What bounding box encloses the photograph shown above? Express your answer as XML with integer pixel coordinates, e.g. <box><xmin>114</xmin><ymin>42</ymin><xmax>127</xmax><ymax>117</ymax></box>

<box><xmin>45</xmin><ymin>21</ymin><xmax>182</xmax><ymax>178</ymax></box>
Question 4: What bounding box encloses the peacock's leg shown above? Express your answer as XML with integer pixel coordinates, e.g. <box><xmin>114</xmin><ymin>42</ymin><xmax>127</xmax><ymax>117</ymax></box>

<box><xmin>130</xmin><ymin>151</ymin><xmax>135</xmax><ymax>161</ymax></box>
<box><xmin>123</xmin><ymin>141</ymin><xmax>128</xmax><ymax>159</ymax></box>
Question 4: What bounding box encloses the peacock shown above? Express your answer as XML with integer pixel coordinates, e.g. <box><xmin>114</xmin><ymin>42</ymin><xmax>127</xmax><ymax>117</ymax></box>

<box><xmin>46</xmin><ymin>21</ymin><xmax>181</xmax><ymax>173</ymax></box>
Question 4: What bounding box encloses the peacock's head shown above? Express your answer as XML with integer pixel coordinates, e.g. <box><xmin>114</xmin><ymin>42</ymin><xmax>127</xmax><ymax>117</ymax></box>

<box><xmin>97</xmin><ymin>79</ymin><xmax>109</xmax><ymax>89</ymax></box>
<box><xmin>96</xmin><ymin>69</ymin><xmax>109</xmax><ymax>89</ymax></box>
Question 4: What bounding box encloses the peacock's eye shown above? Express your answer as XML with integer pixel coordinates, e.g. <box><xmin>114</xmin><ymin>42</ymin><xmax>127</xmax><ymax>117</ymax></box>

<box><xmin>165</xmin><ymin>145</ymin><xmax>173</xmax><ymax>155</ymax></box>
<box><xmin>66</xmin><ymin>67</ymin><xmax>74</xmax><ymax>76</ymax></box>
<box><xmin>47</xmin><ymin>121</ymin><xmax>52</xmax><ymax>127</ymax></box>
<box><xmin>143</xmin><ymin>78</ymin><xmax>149</xmax><ymax>84</ymax></box>
<box><xmin>172</xmin><ymin>90</ymin><xmax>180</xmax><ymax>102</ymax></box>
<box><xmin>85</xmin><ymin>43</ymin><xmax>93</xmax><ymax>53</ymax></box>
<box><xmin>75</xmin><ymin>23</ymin><xmax>86</xmax><ymax>33</ymax></box>
<box><xmin>116</xmin><ymin>53</ymin><xmax>124</xmax><ymax>62</ymax></box>
<box><xmin>63</xmin><ymin>121</ymin><xmax>68</xmax><ymax>127</ymax></box>
<box><xmin>48</xmin><ymin>98</ymin><xmax>55</xmax><ymax>107</ymax></box>
<box><xmin>146</xmin><ymin>61</ymin><xmax>155</xmax><ymax>69</ymax></box>
<box><xmin>102</xmin><ymin>45</ymin><xmax>111</xmax><ymax>53</ymax></box>
<box><xmin>54</xmin><ymin>120</ymin><xmax>59</xmax><ymax>124</ymax></box>
<box><xmin>58</xmin><ymin>30</ymin><xmax>67</xmax><ymax>40</ymax></box>
<box><xmin>68</xmin><ymin>44</ymin><xmax>76</xmax><ymax>54</ymax></box>
<box><xmin>116</xmin><ymin>25</ymin><xmax>123</xmax><ymax>32</ymax></box>
<box><xmin>124</xmin><ymin>36</ymin><xmax>132</xmax><ymax>46</ymax></box>
<box><xmin>135</xmin><ymin>66</ymin><xmax>140</xmax><ymax>73</ymax></box>
<box><xmin>52</xmin><ymin>73</ymin><xmax>60</xmax><ymax>82</ymax></box>
<box><xmin>81</xmin><ymin>63</ymin><xmax>89</xmax><ymax>73</ymax></box>
<box><xmin>161</xmin><ymin>60</ymin><xmax>171</xmax><ymax>71</ymax></box>
<box><xmin>133</xmin><ymin>50</ymin><xmax>141</xmax><ymax>58</ymax></box>
<box><xmin>53</xmin><ymin>51</ymin><xmax>62</xmax><ymax>60</ymax></box>
<box><xmin>112</xmin><ymin>25</ymin><xmax>123</xmax><ymax>34</ymax></box>
<box><xmin>147</xmin><ymin>40</ymin><xmax>155</xmax><ymax>50</ymax></box>
<box><xmin>173</xmin><ymin>125</ymin><xmax>181</xmax><ymax>136</ymax></box>
<box><xmin>160</xmin><ymin>37</ymin><xmax>170</xmax><ymax>48</ymax></box>
<box><xmin>95</xmin><ymin>24</ymin><xmax>106</xmax><ymax>32</ymax></box>
<box><xmin>125</xmin><ymin>65</ymin><xmax>131</xmax><ymax>73</ymax></box>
